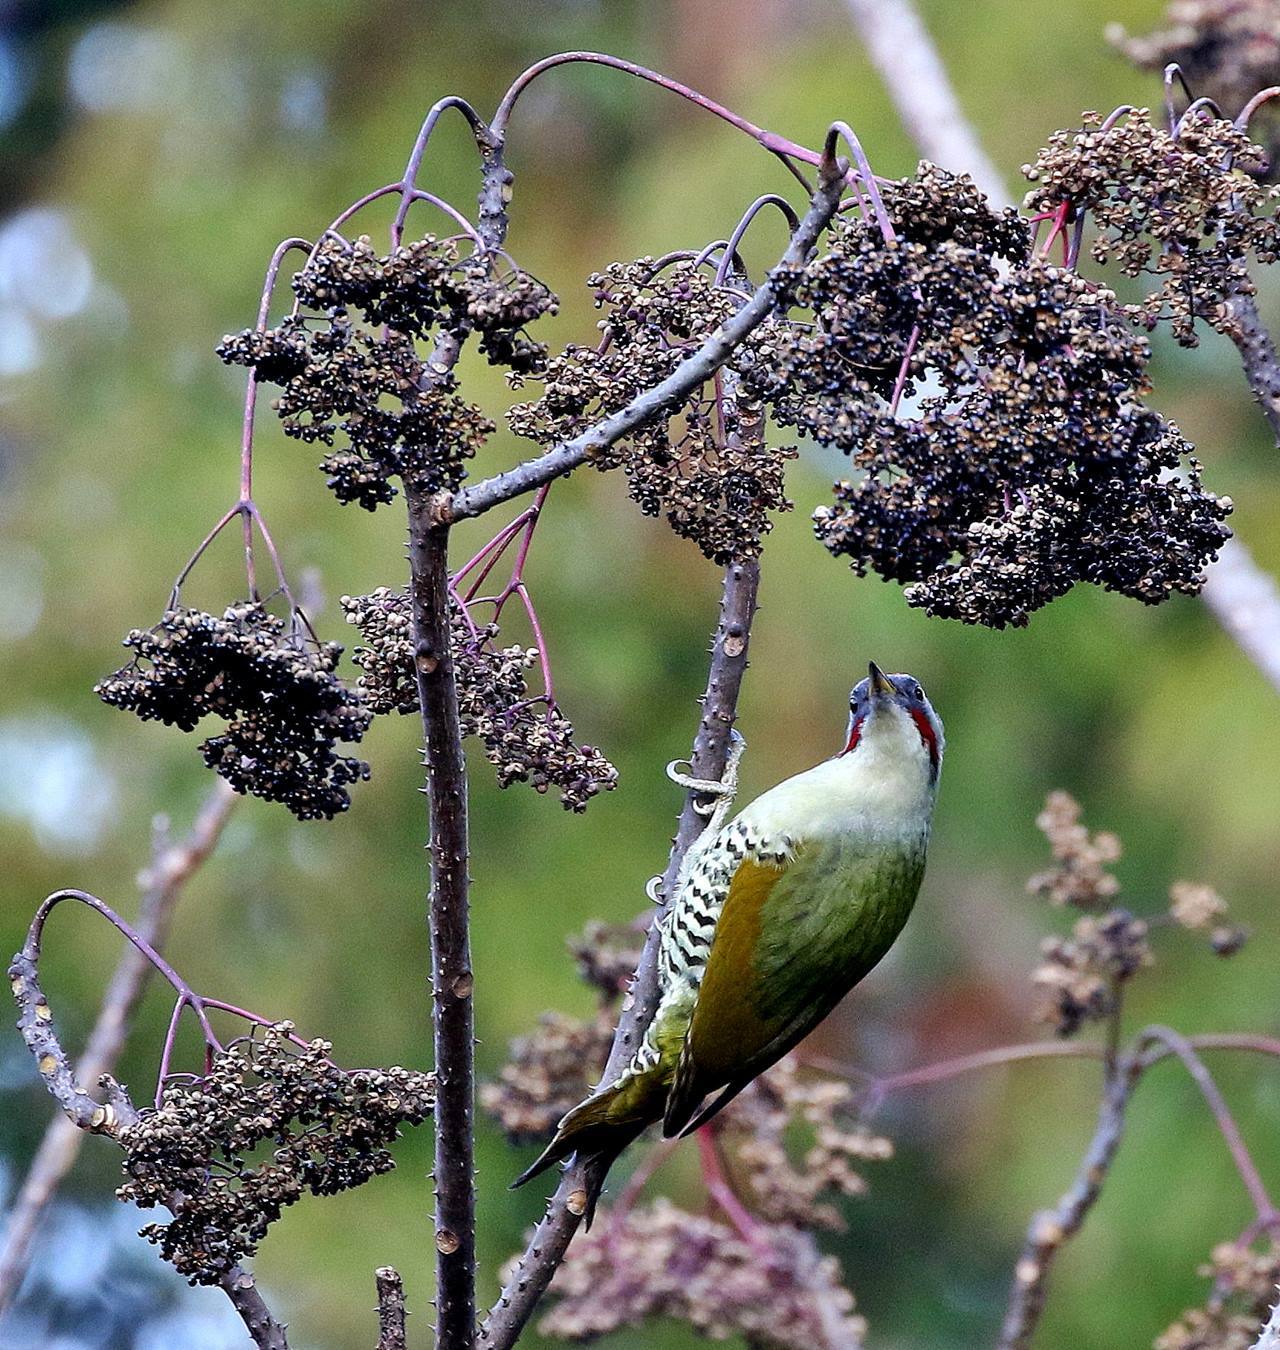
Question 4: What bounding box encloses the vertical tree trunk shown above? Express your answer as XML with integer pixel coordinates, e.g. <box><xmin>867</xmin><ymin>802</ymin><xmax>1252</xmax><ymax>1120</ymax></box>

<box><xmin>406</xmin><ymin>490</ymin><xmax>475</xmax><ymax>1347</ymax></box>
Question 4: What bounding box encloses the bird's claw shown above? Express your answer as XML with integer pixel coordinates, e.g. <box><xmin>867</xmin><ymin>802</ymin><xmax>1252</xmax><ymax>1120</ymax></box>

<box><xmin>666</xmin><ymin>730</ymin><xmax>747</xmax><ymax>813</ymax></box>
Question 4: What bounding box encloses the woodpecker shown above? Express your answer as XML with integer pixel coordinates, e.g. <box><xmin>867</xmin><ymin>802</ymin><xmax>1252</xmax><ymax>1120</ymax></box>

<box><xmin>513</xmin><ymin>662</ymin><xmax>943</xmax><ymax>1217</ymax></box>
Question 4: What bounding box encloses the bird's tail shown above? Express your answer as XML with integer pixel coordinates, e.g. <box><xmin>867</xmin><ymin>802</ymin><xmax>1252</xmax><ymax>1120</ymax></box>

<box><xmin>510</xmin><ymin>1069</ymin><xmax>662</xmax><ymax>1227</ymax></box>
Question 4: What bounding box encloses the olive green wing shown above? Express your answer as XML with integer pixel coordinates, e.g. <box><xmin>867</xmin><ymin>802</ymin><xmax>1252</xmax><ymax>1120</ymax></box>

<box><xmin>662</xmin><ymin>851</ymin><xmax>796</xmax><ymax>1136</ymax></box>
<box><xmin>662</xmin><ymin>837</ymin><xmax>926</xmax><ymax>1137</ymax></box>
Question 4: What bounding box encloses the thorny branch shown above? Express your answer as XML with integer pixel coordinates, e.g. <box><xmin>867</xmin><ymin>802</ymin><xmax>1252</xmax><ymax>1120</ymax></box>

<box><xmin>6</xmin><ymin>887</ymin><xmax>289</xmax><ymax>1350</ymax></box>
<box><xmin>375</xmin><ymin>1266</ymin><xmax>408</xmax><ymax>1350</ymax></box>
<box><xmin>841</xmin><ymin>0</ymin><xmax>1280</xmax><ymax>696</ymax></box>
<box><xmin>478</xmin><ymin>389</ymin><xmax>770</xmax><ymax>1347</ymax></box>
<box><xmin>0</xmin><ymin>780</ymin><xmax>237</xmax><ymax>1313</ymax></box>
<box><xmin>406</xmin><ymin>493</ymin><xmax>477</xmax><ymax>1349</ymax></box>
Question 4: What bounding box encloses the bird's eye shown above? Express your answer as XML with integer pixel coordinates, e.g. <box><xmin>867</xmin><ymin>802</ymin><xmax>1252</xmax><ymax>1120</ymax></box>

<box><xmin>912</xmin><ymin>683</ymin><xmax>923</xmax><ymax>700</ymax></box>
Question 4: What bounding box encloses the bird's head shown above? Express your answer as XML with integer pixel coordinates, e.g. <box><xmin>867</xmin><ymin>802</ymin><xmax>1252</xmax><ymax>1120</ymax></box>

<box><xmin>842</xmin><ymin>662</ymin><xmax>944</xmax><ymax>784</ymax></box>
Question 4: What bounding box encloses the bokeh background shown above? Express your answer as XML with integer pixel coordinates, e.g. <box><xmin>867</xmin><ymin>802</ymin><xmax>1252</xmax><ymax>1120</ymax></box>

<box><xmin>1</xmin><ymin>0</ymin><xmax>1278</xmax><ymax>1345</ymax></box>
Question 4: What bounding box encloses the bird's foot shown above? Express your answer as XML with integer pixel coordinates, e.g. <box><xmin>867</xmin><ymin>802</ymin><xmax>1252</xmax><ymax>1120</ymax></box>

<box><xmin>666</xmin><ymin>731</ymin><xmax>746</xmax><ymax>890</ymax></box>
<box><xmin>666</xmin><ymin>729</ymin><xmax>747</xmax><ymax>819</ymax></box>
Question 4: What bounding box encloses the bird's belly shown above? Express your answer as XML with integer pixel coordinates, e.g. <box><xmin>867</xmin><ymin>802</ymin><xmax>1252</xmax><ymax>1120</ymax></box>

<box><xmin>751</xmin><ymin>835</ymin><xmax>926</xmax><ymax>1025</ymax></box>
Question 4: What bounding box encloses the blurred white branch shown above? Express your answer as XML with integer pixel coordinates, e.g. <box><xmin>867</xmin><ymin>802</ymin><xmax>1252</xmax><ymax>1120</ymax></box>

<box><xmin>841</xmin><ymin>0</ymin><xmax>1007</xmax><ymax>202</ymax></box>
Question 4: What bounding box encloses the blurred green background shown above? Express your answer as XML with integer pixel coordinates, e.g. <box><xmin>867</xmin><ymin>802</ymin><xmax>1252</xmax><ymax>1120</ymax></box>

<box><xmin>1</xmin><ymin>0</ymin><xmax>1279</xmax><ymax>1345</ymax></box>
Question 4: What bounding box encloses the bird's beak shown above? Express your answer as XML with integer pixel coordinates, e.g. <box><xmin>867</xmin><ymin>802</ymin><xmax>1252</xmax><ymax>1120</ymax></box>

<box><xmin>868</xmin><ymin>661</ymin><xmax>896</xmax><ymax>699</ymax></box>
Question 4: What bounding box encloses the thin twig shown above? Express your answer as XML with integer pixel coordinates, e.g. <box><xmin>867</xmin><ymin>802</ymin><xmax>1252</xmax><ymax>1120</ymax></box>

<box><xmin>448</xmin><ymin>160</ymin><xmax>846</xmax><ymax>524</ymax></box>
<box><xmin>0</xmin><ymin>781</ymin><xmax>237</xmax><ymax>1313</ymax></box>
<box><xmin>375</xmin><ymin>1266</ymin><xmax>408</xmax><ymax>1350</ymax></box>
<box><xmin>997</xmin><ymin>1024</ymin><xmax>1280</xmax><ymax>1349</ymax></box>
<box><xmin>998</xmin><ymin>1052</ymin><xmax>1142</xmax><ymax>1349</ymax></box>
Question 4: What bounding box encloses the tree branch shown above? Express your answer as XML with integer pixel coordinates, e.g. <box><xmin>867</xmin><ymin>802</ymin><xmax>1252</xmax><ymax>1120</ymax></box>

<box><xmin>1223</xmin><ymin>288</ymin><xmax>1280</xmax><ymax>443</ymax></box>
<box><xmin>405</xmin><ymin>491</ymin><xmax>476</xmax><ymax>1349</ymax></box>
<box><xmin>375</xmin><ymin>1266</ymin><xmax>408</xmax><ymax>1350</ymax></box>
<box><xmin>0</xmin><ymin>781</ymin><xmax>236</xmax><ymax>1313</ymax></box>
<box><xmin>448</xmin><ymin>162</ymin><xmax>846</xmax><ymax>524</ymax></box>
<box><xmin>997</xmin><ymin>1051</ymin><xmax>1140</xmax><ymax>1350</ymax></box>
<box><xmin>6</xmin><ymin>872</ymin><xmax>287</xmax><ymax>1349</ymax></box>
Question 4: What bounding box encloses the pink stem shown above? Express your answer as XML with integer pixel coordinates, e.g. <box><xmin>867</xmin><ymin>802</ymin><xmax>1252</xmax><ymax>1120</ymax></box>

<box><xmin>454</xmin><ymin>513</ymin><xmax>533</xmax><ymax>593</ymax></box>
<box><xmin>170</xmin><ymin>503</ymin><xmax>242</xmax><ymax>605</ymax></box>
<box><xmin>1138</xmin><ymin>1026</ymin><xmax>1278</xmax><ymax>1224</ymax></box>
<box><xmin>889</xmin><ymin>323</ymin><xmax>922</xmax><ymax>416</ymax></box>
<box><xmin>515</xmin><ymin>583</ymin><xmax>554</xmax><ymax>706</ymax></box>
<box><xmin>697</xmin><ymin>1127</ymin><xmax>761</xmax><ymax>1244</ymax></box>
<box><xmin>826</xmin><ymin>121</ymin><xmax>894</xmax><ymax>243</ymax></box>
<box><xmin>492</xmin><ymin>50</ymin><xmax>882</xmax><ymax>197</ymax></box>
<box><xmin>154</xmin><ymin>994</ymin><xmax>190</xmax><ymax>1107</ymax></box>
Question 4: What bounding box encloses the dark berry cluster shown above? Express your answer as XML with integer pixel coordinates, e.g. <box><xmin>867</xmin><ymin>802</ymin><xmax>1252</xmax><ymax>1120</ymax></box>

<box><xmin>96</xmin><ymin>603</ymin><xmax>370</xmax><ymax>819</ymax></box>
<box><xmin>1023</xmin><ymin>111</ymin><xmax>1280</xmax><ymax>343</ymax></box>
<box><xmin>508</xmin><ymin>259</ymin><xmax>797</xmax><ymax>563</ymax></box>
<box><xmin>341</xmin><ymin>588</ymin><xmax>617</xmax><ymax>811</ymax></box>
<box><xmin>117</xmin><ymin>1025</ymin><xmax>434</xmax><ymax>1285</ymax></box>
<box><xmin>218</xmin><ymin>234</ymin><xmax>556</xmax><ymax>509</ymax></box>
<box><xmin>742</xmin><ymin>164</ymin><xmax>1231</xmax><ymax>626</ymax></box>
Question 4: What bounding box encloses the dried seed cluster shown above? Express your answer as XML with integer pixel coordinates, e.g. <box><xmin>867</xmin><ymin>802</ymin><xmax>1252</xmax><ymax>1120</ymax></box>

<box><xmin>341</xmin><ymin>588</ymin><xmax>617</xmax><ymax>811</ymax></box>
<box><xmin>1110</xmin><ymin>1</ymin><xmax>1280</xmax><ymax>173</ymax></box>
<box><xmin>1034</xmin><ymin>910</ymin><xmax>1153</xmax><ymax>1036</ymax></box>
<box><xmin>1157</xmin><ymin>1238</ymin><xmax>1280</xmax><ymax>1350</ymax></box>
<box><xmin>97</xmin><ymin>603</ymin><xmax>370</xmax><ymax>819</ymax></box>
<box><xmin>117</xmin><ymin>1025</ymin><xmax>434</xmax><ymax>1285</ymax></box>
<box><xmin>1027</xmin><ymin>793</ymin><xmax>1244</xmax><ymax>1034</ymax></box>
<box><xmin>1024</xmin><ymin>111</ymin><xmax>1280</xmax><ymax>343</ymax></box>
<box><xmin>539</xmin><ymin>1198</ymin><xmax>866</xmax><ymax>1348</ymax></box>
<box><xmin>219</xmin><ymin>234</ymin><xmax>556</xmax><ymax>508</ymax></box>
<box><xmin>1028</xmin><ymin>790</ymin><xmax>1123</xmax><ymax>909</ymax></box>
<box><xmin>1169</xmin><ymin>880</ymin><xmax>1247</xmax><ymax>953</ymax></box>
<box><xmin>508</xmin><ymin>259</ymin><xmax>797</xmax><ymax>562</ymax></box>
<box><xmin>480</xmin><ymin>1009</ymin><xmax>614</xmax><ymax>1143</ymax></box>
<box><xmin>720</xmin><ymin>1056</ymin><xmax>893</xmax><ymax>1231</ymax></box>
<box><xmin>740</xmin><ymin>164</ymin><xmax>1230</xmax><ymax>626</ymax></box>
<box><xmin>568</xmin><ymin>920</ymin><xmax>646</xmax><ymax>1000</ymax></box>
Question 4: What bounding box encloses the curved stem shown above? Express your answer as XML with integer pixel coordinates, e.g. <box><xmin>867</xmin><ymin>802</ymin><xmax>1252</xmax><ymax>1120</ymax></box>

<box><xmin>1237</xmin><ymin>86</ymin><xmax>1280</xmax><ymax>131</ymax></box>
<box><xmin>1138</xmin><ymin>1025</ymin><xmax>1277</xmax><ymax>1223</ymax></box>
<box><xmin>714</xmin><ymin>195</ymin><xmax>801</xmax><ymax>285</ymax></box>
<box><xmin>0</xmin><ymin>782</ymin><xmax>235</xmax><ymax>1313</ymax></box>
<box><xmin>1164</xmin><ymin>62</ymin><xmax>1196</xmax><ymax>132</ymax></box>
<box><xmin>393</xmin><ymin>96</ymin><xmax>487</xmax><ymax>247</ymax></box>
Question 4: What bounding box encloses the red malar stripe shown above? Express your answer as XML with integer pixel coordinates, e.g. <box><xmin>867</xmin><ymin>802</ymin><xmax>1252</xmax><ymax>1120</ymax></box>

<box><xmin>842</xmin><ymin>715</ymin><xmax>865</xmax><ymax>756</ymax></box>
<box><xmin>909</xmin><ymin>706</ymin><xmax>939</xmax><ymax>767</ymax></box>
